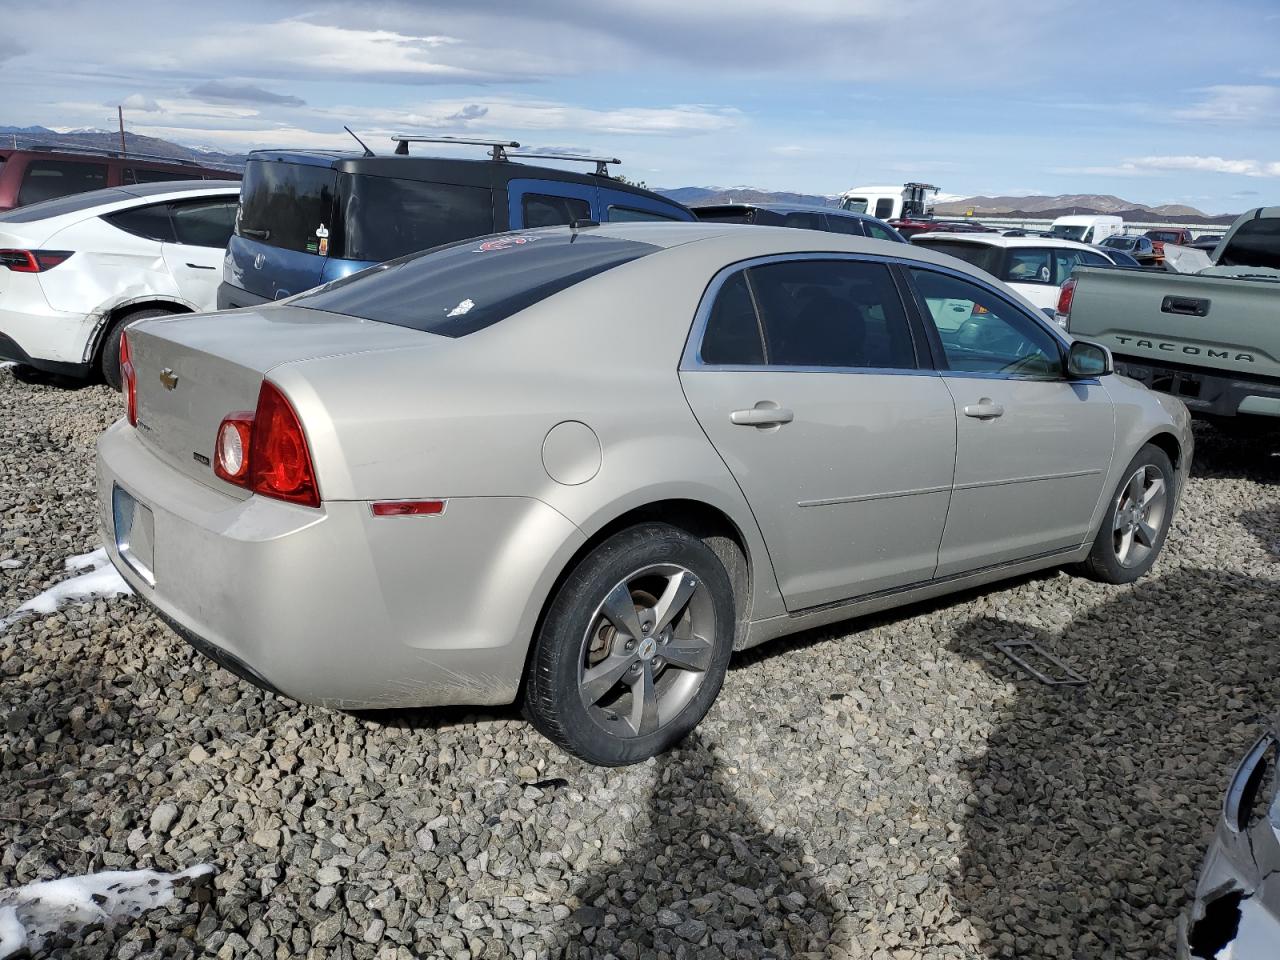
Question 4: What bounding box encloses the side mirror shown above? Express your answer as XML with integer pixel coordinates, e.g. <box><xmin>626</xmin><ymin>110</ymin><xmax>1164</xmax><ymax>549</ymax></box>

<box><xmin>1066</xmin><ymin>339</ymin><xmax>1113</xmax><ymax>379</ymax></box>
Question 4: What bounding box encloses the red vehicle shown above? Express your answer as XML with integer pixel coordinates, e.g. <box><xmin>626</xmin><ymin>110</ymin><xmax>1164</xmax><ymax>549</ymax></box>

<box><xmin>1143</xmin><ymin>226</ymin><xmax>1195</xmax><ymax>263</ymax></box>
<box><xmin>889</xmin><ymin>217</ymin><xmax>998</xmax><ymax>239</ymax></box>
<box><xmin>0</xmin><ymin>145</ymin><xmax>238</xmax><ymax>212</ymax></box>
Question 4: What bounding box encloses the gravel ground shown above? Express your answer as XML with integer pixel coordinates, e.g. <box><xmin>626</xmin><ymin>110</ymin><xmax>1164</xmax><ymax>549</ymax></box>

<box><xmin>1</xmin><ymin>366</ymin><xmax>1278</xmax><ymax>960</ymax></box>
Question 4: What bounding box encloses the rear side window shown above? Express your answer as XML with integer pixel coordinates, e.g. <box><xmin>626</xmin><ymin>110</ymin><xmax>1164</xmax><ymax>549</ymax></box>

<box><xmin>236</xmin><ymin>160</ymin><xmax>336</xmax><ymax>255</ymax></box>
<box><xmin>1004</xmin><ymin>248</ymin><xmax>1053</xmax><ymax>284</ymax></box>
<box><xmin>125</xmin><ymin>167</ymin><xmax>193</xmax><ymax>184</ymax></box>
<box><xmin>914</xmin><ymin>239</ymin><xmax>1002</xmax><ymax>276</ymax></box>
<box><xmin>700</xmin><ymin>259</ymin><xmax>916</xmax><ymax>370</ymax></box>
<box><xmin>170</xmin><ymin>198</ymin><xmax>238</xmax><ymax>248</ymax></box>
<box><xmin>294</xmin><ymin>233</ymin><xmax>658</xmax><ymax>337</ymax></box>
<box><xmin>17</xmin><ymin>160</ymin><xmax>108</xmax><ymax>206</ymax></box>
<box><xmin>523</xmin><ymin>193</ymin><xmax>591</xmax><ymax>228</ymax></box>
<box><xmin>607</xmin><ymin>205</ymin><xmax>678</xmax><ymax>223</ymax></box>
<box><xmin>104</xmin><ymin>203</ymin><xmax>177</xmax><ymax>243</ymax></box>
<box><xmin>341</xmin><ymin>175</ymin><xmax>494</xmax><ymax>262</ymax></box>
<box><xmin>781</xmin><ymin>211</ymin><xmax>824</xmax><ymax>230</ymax></box>
<box><xmin>824</xmin><ymin>215</ymin><xmax>866</xmax><ymax>236</ymax></box>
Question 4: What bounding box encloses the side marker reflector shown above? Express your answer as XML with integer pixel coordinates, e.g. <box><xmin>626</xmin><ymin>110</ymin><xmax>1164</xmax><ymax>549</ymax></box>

<box><xmin>370</xmin><ymin>500</ymin><xmax>447</xmax><ymax>517</ymax></box>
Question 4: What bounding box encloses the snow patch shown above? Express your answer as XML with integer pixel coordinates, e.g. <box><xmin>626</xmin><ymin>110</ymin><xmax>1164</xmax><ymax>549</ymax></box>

<box><xmin>0</xmin><ymin>548</ymin><xmax>133</xmax><ymax>634</ymax></box>
<box><xmin>0</xmin><ymin>864</ymin><xmax>214</xmax><ymax>958</ymax></box>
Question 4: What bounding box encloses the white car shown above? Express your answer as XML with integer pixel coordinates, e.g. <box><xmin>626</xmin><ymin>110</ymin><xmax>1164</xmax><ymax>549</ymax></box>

<box><xmin>0</xmin><ymin>180</ymin><xmax>240</xmax><ymax>388</ymax></box>
<box><xmin>910</xmin><ymin>233</ymin><xmax>1128</xmax><ymax>314</ymax></box>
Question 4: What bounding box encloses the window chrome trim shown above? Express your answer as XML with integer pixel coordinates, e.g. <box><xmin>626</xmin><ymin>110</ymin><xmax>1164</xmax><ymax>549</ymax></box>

<box><xmin>680</xmin><ymin>251</ymin><xmax>1076</xmax><ymax>380</ymax></box>
<box><xmin>680</xmin><ymin>251</ymin><xmax>929</xmax><ymax>375</ymax></box>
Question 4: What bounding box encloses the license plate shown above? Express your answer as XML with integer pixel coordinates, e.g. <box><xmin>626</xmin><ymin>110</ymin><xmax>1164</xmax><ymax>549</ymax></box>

<box><xmin>112</xmin><ymin>484</ymin><xmax>156</xmax><ymax>586</ymax></box>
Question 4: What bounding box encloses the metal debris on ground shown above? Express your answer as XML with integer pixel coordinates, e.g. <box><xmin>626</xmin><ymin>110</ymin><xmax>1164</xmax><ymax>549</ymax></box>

<box><xmin>994</xmin><ymin>639</ymin><xmax>1088</xmax><ymax>686</ymax></box>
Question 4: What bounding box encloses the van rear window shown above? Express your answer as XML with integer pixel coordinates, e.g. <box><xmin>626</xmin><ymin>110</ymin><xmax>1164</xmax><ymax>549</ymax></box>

<box><xmin>341</xmin><ymin>175</ymin><xmax>494</xmax><ymax>262</ymax></box>
<box><xmin>294</xmin><ymin>233</ymin><xmax>657</xmax><ymax>337</ymax></box>
<box><xmin>236</xmin><ymin>160</ymin><xmax>336</xmax><ymax>255</ymax></box>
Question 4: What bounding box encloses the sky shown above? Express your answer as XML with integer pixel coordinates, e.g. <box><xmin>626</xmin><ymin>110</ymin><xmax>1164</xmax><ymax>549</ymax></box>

<box><xmin>1</xmin><ymin>0</ymin><xmax>1278</xmax><ymax>212</ymax></box>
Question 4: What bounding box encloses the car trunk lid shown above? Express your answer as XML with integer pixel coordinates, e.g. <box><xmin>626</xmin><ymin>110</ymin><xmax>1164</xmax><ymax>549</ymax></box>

<box><xmin>125</xmin><ymin>306</ymin><xmax>432</xmax><ymax>495</ymax></box>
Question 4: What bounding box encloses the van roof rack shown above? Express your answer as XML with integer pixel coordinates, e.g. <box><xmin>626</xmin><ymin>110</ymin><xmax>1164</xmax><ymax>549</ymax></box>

<box><xmin>508</xmin><ymin>151</ymin><xmax>621</xmax><ymax>177</ymax></box>
<box><xmin>26</xmin><ymin>143</ymin><xmax>201</xmax><ymax>166</ymax></box>
<box><xmin>390</xmin><ymin>135</ymin><xmax>520</xmax><ymax>160</ymax></box>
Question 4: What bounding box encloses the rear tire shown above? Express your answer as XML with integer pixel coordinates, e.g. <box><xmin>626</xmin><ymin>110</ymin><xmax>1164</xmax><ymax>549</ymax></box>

<box><xmin>1077</xmin><ymin>444</ymin><xmax>1176</xmax><ymax>584</ymax></box>
<box><xmin>526</xmin><ymin>523</ymin><xmax>735</xmax><ymax>766</ymax></box>
<box><xmin>99</xmin><ymin>308</ymin><xmax>173</xmax><ymax>391</ymax></box>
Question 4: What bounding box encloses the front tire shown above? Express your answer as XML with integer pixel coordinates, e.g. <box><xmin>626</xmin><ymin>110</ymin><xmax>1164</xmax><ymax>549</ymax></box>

<box><xmin>1078</xmin><ymin>444</ymin><xmax>1176</xmax><ymax>584</ymax></box>
<box><xmin>526</xmin><ymin>523</ymin><xmax>735</xmax><ymax>766</ymax></box>
<box><xmin>99</xmin><ymin>308</ymin><xmax>173</xmax><ymax>391</ymax></box>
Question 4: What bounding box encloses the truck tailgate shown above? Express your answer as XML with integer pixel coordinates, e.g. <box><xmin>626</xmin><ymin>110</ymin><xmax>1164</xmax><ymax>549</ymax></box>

<box><xmin>1065</xmin><ymin>266</ymin><xmax>1280</xmax><ymax>381</ymax></box>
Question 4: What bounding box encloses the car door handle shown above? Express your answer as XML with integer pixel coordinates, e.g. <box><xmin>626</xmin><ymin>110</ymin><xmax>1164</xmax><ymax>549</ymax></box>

<box><xmin>730</xmin><ymin>405</ymin><xmax>794</xmax><ymax>427</ymax></box>
<box><xmin>962</xmin><ymin>399</ymin><xmax>1005</xmax><ymax>420</ymax></box>
<box><xmin>185</xmin><ymin>263</ymin><xmax>217</xmax><ymax>270</ymax></box>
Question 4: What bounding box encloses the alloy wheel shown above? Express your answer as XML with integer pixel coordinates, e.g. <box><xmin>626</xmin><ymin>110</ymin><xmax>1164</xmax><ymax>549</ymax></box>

<box><xmin>1112</xmin><ymin>465</ymin><xmax>1168</xmax><ymax>568</ymax></box>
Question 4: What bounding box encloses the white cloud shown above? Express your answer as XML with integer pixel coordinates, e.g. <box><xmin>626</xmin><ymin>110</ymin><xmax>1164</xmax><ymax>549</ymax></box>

<box><xmin>1173</xmin><ymin>85</ymin><xmax>1280</xmax><ymax>124</ymax></box>
<box><xmin>1053</xmin><ymin>155</ymin><xmax>1280</xmax><ymax>178</ymax></box>
<box><xmin>120</xmin><ymin>93</ymin><xmax>160</xmax><ymax>112</ymax></box>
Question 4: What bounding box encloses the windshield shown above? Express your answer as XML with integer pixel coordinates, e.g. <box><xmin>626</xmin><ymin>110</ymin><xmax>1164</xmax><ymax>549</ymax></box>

<box><xmin>236</xmin><ymin>159</ymin><xmax>336</xmax><ymax>255</ymax></box>
<box><xmin>294</xmin><ymin>232</ymin><xmax>659</xmax><ymax>337</ymax></box>
<box><xmin>1049</xmin><ymin>225</ymin><xmax>1089</xmax><ymax>242</ymax></box>
<box><xmin>340</xmin><ymin>174</ymin><xmax>495</xmax><ymax>262</ymax></box>
<box><xmin>841</xmin><ymin>198</ymin><xmax>869</xmax><ymax>214</ymax></box>
<box><xmin>1102</xmin><ymin>236</ymin><xmax>1136</xmax><ymax>249</ymax></box>
<box><xmin>913</xmin><ymin>239</ymin><xmax>1002</xmax><ymax>276</ymax></box>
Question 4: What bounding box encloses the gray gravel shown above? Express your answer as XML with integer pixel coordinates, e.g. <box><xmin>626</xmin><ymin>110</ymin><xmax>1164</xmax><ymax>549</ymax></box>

<box><xmin>1</xmin><ymin>365</ymin><xmax>1278</xmax><ymax>960</ymax></box>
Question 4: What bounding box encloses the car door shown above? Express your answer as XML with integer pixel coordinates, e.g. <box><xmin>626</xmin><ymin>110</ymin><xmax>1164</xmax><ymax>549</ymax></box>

<box><xmin>906</xmin><ymin>266</ymin><xmax>1115</xmax><ymax>576</ymax></box>
<box><xmin>161</xmin><ymin>197</ymin><xmax>238</xmax><ymax>310</ymax></box>
<box><xmin>507</xmin><ymin>178</ymin><xmax>597</xmax><ymax>228</ymax></box>
<box><xmin>679</xmin><ymin>256</ymin><xmax>957</xmax><ymax>611</ymax></box>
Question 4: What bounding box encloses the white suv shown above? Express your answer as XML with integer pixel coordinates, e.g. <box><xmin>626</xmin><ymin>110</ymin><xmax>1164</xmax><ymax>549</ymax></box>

<box><xmin>0</xmin><ymin>180</ymin><xmax>240</xmax><ymax>388</ymax></box>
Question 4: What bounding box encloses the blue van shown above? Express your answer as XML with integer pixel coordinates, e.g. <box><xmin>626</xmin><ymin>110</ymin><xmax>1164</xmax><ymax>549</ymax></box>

<box><xmin>218</xmin><ymin>137</ymin><xmax>695</xmax><ymax>309</ymax></box>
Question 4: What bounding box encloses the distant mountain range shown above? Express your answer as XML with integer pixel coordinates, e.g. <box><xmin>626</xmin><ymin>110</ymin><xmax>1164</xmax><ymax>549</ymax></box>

<box><xmin>0</xmin><ymin>127</ymin><xmax>1243</xmax><ymax>224</ymax></box>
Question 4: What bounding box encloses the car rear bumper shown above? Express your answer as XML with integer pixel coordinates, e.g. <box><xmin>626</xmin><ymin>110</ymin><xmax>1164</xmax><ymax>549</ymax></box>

<box><xmin>0</xmin><ymin>331</ymin><xmax>90</xmax><ymax>376</ymax></box>
<box><xmin>96</xmin><ymin>420</ymin><xmax>586</xmax><ymax>709</ymax></box>
<box><xmin>0</xmin><ymin>301</ymin><xmax>96</xmax><ymax>372</ymax></box>
<box><xmin>1115</xmin><ymin>356</ymin><xmax>1280</xmax><ymax>419</ymax></box>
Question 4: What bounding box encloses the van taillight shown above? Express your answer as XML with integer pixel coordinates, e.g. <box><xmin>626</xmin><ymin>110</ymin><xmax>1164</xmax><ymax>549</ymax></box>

<box><xmin>120</xmin><ymin>331</ymin><xmax>137</xmax><ymax>426</ymax></box>
<box><xmin>214</xmin><ymin>381</ymin><xmax>320</xmax><ymax>508</ymax></box>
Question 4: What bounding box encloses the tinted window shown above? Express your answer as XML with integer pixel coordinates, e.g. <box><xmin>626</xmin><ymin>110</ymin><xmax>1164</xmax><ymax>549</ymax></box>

<box><xmin>17</xmin><ymin>160</ymin><xmax>109</xmax><ymax>206</ymax></box>
<box><xmin>523</xmin><ymin>193</ymin><xmax>591</xmax><ymax>229</ymax></box>
<box><xmin>171</xmin><ymin>198</ymin><xmax>237</xmax><ymax>248</ymax></box>
<box><xmin>126</xmin><ymin>167</ymin><xmax>193</xmax><ymax>184</ymax></box>
<box><xmin>103</xmin><ymin>202</ymin><xmax>176</xmax><ymax>243</ymax></box>
<box><xmin>342</xmin><ymin>175</ymin><xmax>494</xmax><ymax>262</ymax></box>
<box><xmin>700</xmin><ymin>271</ymin><xmax>764</xmax><ymax>365</ymax></box>
<box><xmin>864</xmin><ymin>221</ymin><xmax>902</xmax><ymax>243</ymax></box>
<box><xmin>692</xmin><ymin>206</ymin><xmax>752</xmax><ymax>224</ymax></box>
<box><xmin>236</xmin><ymin>159</ymin><xmax>336</xmax><ymax>255</ymax></box>
<box><xmin>1004</xmin><ymin>248</ymin><xmax>1053</xmax><ymax>284</ymax></box>
<box><xmin>701</xmin><ymin>259</ymin><xmax>916</xmax><ymax>369</ymax></box>
<box><xmin>824</xmin><ymin>214</ymin><xmax>866</xmax><ymax>236</ymax></box>
<box><xmin>607</xmin><ymin>205</ymin><xmax>678</xmax><ymax>223</ymax></box>
<box><xmin>781</xmin><ymin>211</ymin><xmax>824</xmax><ymax>230</ymax></box>
<box><xmin>294</xmin><ymin>234</ymin><xmax>656</xmax><ymax>337</ymax></box>
<box><xmin>913</xmin><ymin>239</ymin><xmax>1002</xmax><ymax>276</ymax></box>
<box><xmin>1102</xmin><ymin>236</ymin><xmax>1136</xmax><ymax>250</ymax></box>
<box><xmin>1049</xmin><ymin>224</ymin><xmax>1089</xmax><ymax>242</ymax></box>
<box><xmin>874</xmin><ymin>198</ymin><xmax>895</xmax><ymax>219</ymax></box>
<box><xmin>911</xmin><ymin>268</ymin><xmax>1061</xmax><ymax>378</ymax></box>
<box><xmin>1219</xmin><ymin>217</ymin><xmax>1280</xmax><ymax>270</ymax></box>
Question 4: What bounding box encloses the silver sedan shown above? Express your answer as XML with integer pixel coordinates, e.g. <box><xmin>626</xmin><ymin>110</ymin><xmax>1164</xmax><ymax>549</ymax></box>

<box><xmin>96</xmin><ymin>223</ymin><xmax>1193</xmax><ymax>765</ymax></box>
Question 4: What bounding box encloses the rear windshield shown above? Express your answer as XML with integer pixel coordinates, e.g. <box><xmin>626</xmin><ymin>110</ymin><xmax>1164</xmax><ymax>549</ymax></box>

<box><xmin>1102</xmin><ymin>236</ymin><xmax>1136</xmax><ymax>249</ymax></box>
<box><xmin>17</xmin><ymin>159</ymin><xmax>109</xmax><ymax>206</ymax></box>
<box><xmin>1145</xmin><ymin>230</ymin><xmax>1181</xmax><ymax>243</ymax></box>
<box><xmin>236</xmin><ymin>159</ymin><xmax>336</xmax><ymax>255</ymax></box>
<box><xmin>294</xmin><ymin>233</ymin><xmax>657</xmax><ymax>337</ymax></box>
<box><xmin>913</xmin><ymin>239</ymin><xmax>1002</xmax><ymax>276</ymax></box>
<box><xmin>694</xmin><ymin>206</ymin><xmax>753</xmax><ymax>224</ymax></box>
<box><xmin>340</xmin><ymin>174</ymin><xmax>494</xmax><ymax>262</ymax></box>
<box><xmin>1219</xmin><ymin>217</ymin><xmax>1280</xmax><ymax>270</ymax></box>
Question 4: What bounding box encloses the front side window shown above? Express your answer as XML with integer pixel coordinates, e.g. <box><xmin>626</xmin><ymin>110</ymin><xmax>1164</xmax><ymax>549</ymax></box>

<box><xmin>699</xmin><ymin>259</ymin><xmax>917</xmax><ymax>370</ymax></box>
<box><xmin>236</xmin><ymin>159</ymin><xmax>337</xmax><ymax>255</ymax></box>
<box><xmin>523</xmin><ymin>193</ymin><xmax>591</xmax><ymax>229</ymax></box>
<box><xmin>842</xmin><ymin>197</ymin><xmax>869</xmax><ymax>214</ymax></box>
<box><xmin>170</xmin><ymin>198</ymin><xmax>238</xmax><ymax>248</ymax></box>
<box><xmin>294</xmin><ymin>233</ymin><xmax>657</xmax><ymax>338</ymax></box>
<box><xmin>17</xmin><ymin>160</ymin><xmax>108</xmax><ymax>206</ymax></box>
<box><xmin>342</xmin><ymin>175</ymin><xmax>494</xmax><ymax>262</ymax></box>
<box><xmin>910</xmin><ymin>268</ymin><xmax>1062</xmax><ymax>378</ymax></box>
<box><xmin>1003</xmin><ymin>248</ymin><xmax>1053</xmax><ymax>284</ymax></box>
<box><xmin>874</xmin><ymin>198</ymin><xmax>895</xmax><ymax>219</ymax></box>
<box><xmin>607</xmin><ymin>205</ymin><xmax>678</xmax><ymax>223</ymax></box>
<box><xmin>864</xmin><ymin>221</ymin><xmax>901</xmax><ymax>243</ymax></box>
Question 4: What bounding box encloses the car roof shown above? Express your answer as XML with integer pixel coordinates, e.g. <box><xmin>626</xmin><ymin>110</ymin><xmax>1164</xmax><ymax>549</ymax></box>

<box><xmin>693</xmin><ymin>201</ymin><xmax>878</xmax><ymax>219</ymax></box>
<box><xmin>0</xmin><ymin>181</ymin><xmax>240</xmax><ymax>224</ymax></box>
<box><xmin>913</xmin><ymin>233</ymin><xmax>1101</xmax><ymax>251</ymax></box>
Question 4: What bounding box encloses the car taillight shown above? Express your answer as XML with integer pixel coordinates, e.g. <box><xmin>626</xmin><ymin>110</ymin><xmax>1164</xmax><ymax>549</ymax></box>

<box><xmin>120</xmin><ymin>331</ymin><xmax>137</xmax><ymax>426</ymax></box>
<box><xmin>213</xmin><ymin>381</ymin><xmax>320</xmax><ymax>508</ymax></box>
<box><xmin>1055</xmin><ymin>278</ymin><xmax>1077</xmax><ymax>330</ymax></box>
<box><xmin>0</xmin><ymin>249</ymin><xmax>74</xmax><ymax>272</ymax></box>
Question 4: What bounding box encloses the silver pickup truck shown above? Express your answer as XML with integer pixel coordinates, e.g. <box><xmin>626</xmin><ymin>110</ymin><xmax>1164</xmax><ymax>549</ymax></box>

<box><xmin>1057</xmin><ymin>207</ymin><xmax>1280</xmax><ymax>427</ymax></box>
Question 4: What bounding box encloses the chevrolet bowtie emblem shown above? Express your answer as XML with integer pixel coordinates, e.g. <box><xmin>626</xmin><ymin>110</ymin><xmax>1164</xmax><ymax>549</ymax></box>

<box><xmin>159</xmin><ymin>368</ymin><xmax>179</xmax><ymax>391</ymax></box>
